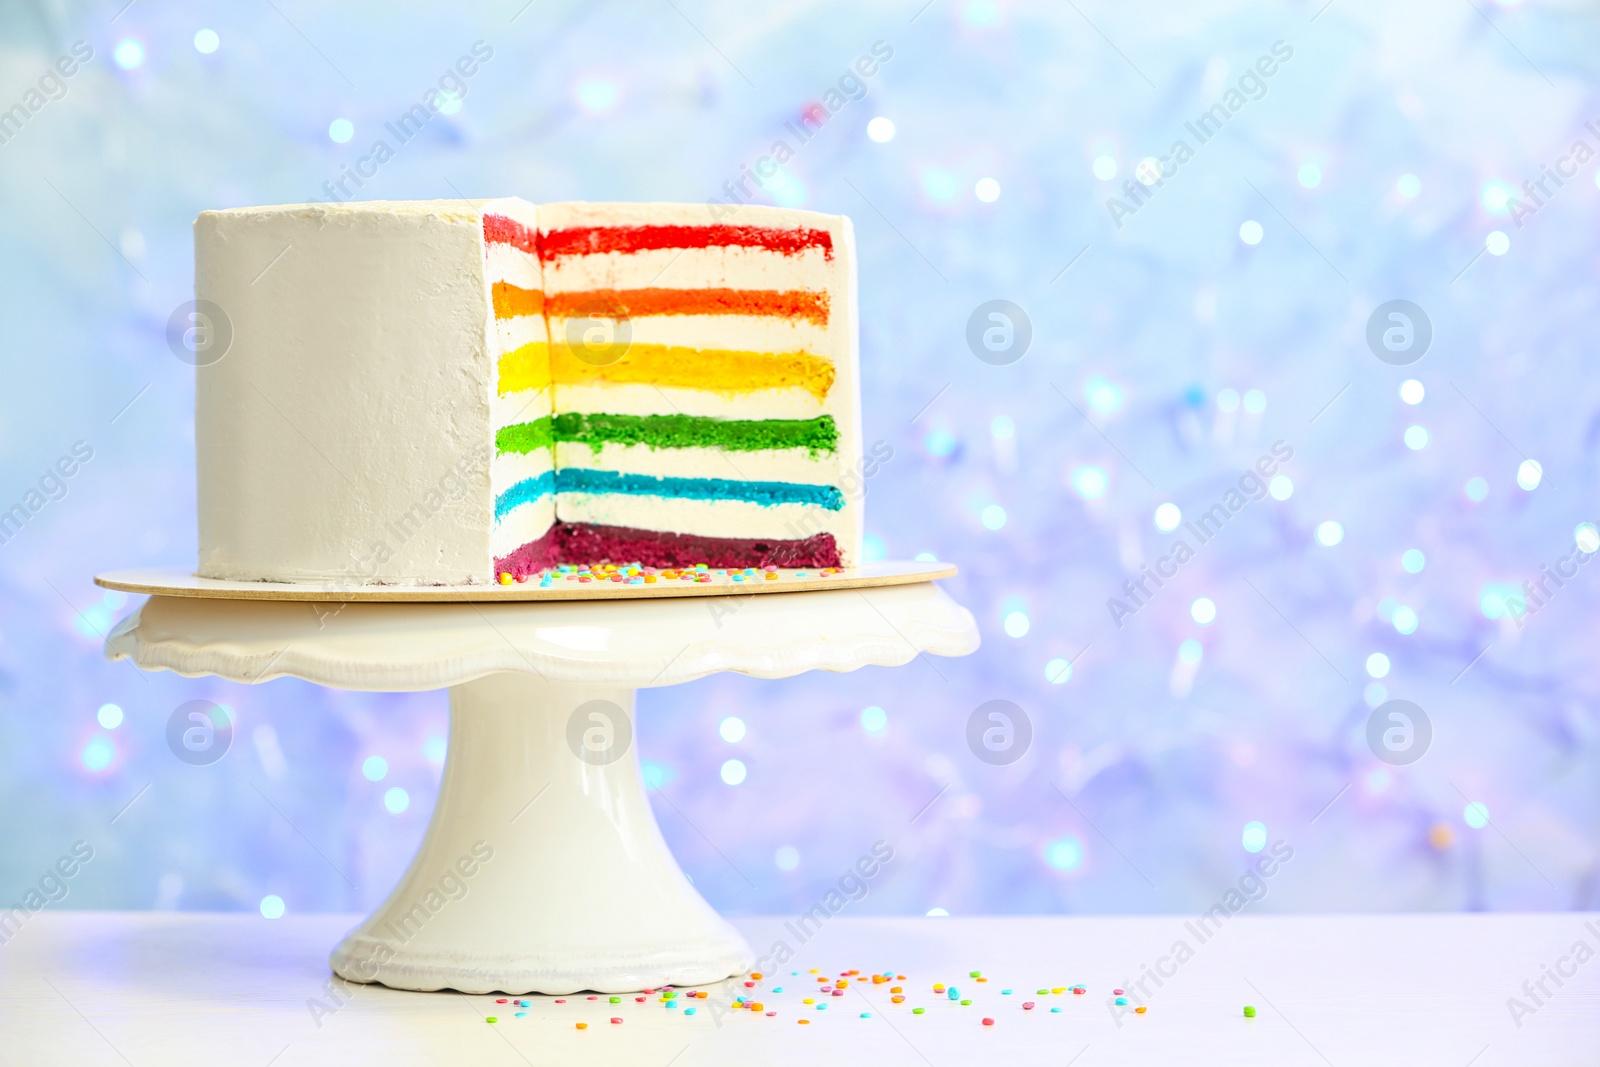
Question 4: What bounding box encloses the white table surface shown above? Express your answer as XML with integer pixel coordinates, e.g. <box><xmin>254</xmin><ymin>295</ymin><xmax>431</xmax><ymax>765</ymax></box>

<box><xmin>2</xmin><ymin>912</ymin><xmax>1595</xmax><ymax>1065</ymax></box>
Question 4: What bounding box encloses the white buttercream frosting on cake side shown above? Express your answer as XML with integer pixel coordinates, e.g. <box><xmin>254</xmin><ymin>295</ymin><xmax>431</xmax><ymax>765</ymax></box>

<box><xmin>195</xmin><ymin>199</ymin><xmax>527</xmax><ymax>584</ymax></box>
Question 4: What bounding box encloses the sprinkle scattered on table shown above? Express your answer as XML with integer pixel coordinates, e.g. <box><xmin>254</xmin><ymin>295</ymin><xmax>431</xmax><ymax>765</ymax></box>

<box><xmin>479</xmin><ymin>966</ymin><xmax>1183</xmax><ymax>1031</ymax></box>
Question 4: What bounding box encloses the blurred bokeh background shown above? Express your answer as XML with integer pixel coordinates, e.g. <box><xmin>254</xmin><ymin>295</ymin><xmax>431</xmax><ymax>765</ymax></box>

<box><xmin>2</xmin><ymin>0</ymin><xmax>1596</xmax><ymax>923</ymax></box>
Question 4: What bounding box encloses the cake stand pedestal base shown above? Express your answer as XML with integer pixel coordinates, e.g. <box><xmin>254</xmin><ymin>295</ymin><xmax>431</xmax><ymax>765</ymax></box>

<box><xmin>330</xmin><ymin>672</ymin><xmax>752</xmax><ymax>995</ymax></box>
<box><xmin>103</xmin><ymin>579</ymin><xmax>981</xmax><ymax>995</ymax></box>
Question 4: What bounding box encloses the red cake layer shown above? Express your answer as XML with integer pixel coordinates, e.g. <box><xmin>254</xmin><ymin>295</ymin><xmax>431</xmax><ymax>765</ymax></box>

<box><xmin>494</xmin><ymin>523</ymin><xmax>841</xmax><ymax>576</ymax></box>
<box><xmin>541</xmin><ymin>223</ymin><xmax>833</xmax><ymax>261</ymax></box>
<box><xmin>482</xmin><ymin>213</ymin><xmax>539</xmax><ymax>254</ymax></box>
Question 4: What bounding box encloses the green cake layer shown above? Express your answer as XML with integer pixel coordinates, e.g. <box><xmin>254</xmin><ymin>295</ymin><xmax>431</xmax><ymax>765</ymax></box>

<box><xmin>495</xmin><ymin>413</ymin><xmax>839</xmax><ymax>457</ymax></box>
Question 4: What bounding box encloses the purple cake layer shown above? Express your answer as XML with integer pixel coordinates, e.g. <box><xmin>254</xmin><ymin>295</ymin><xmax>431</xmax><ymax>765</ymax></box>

<box><xmin>494</xmin><ymin>522</ymin><xmax>842</xmax><ymax>575</ymax></box>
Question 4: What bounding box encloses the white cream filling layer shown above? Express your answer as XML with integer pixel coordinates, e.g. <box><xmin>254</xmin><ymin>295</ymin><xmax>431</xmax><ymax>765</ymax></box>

<box><xmin>545</xmin><ymin>313</ymin><xmax>828</xmax><ymax>358</ymax></box>
<box><xmin>554</xmin><ymin>383</ymin><xmax>825</xmax><ymax>421</ymax></box>
<box><xmin>493</xmin><ymin>317</ymin><xmax>547</xmax><ymax>355</ymax></box>
<box><xmin>491</xmin><ymin>387</ymin><xmax>553</xmax><ymax>431</ymax></box>
<box><xmin>491</xmin><ymin>496</ymin><xmax>555</xmax><ymax>558</ymax></box>
<box><xmin>557</xmin><ymin>493</ymin><xmax>848</xmax><ymax>542</ymax></box>
<box><xmin>554</xmin><ymin>441</ymin><xmax>837</xmax><ymax>484</ymax></box>
<box><xmin>485</xmin><ymin>243</ymin><xmax>540</xmax><ymax>288</ymax></box>
<box><xmin>493</xmin><ymin>445</ymin><xmax>554</xmax><ymax>483</ymax></box>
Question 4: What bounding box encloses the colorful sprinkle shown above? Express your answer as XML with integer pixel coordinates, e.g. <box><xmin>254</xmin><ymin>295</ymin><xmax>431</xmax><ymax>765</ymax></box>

<box><xmin>1244</xmin><ymin>1005</ymin><xmax>1257</xmax><ymax>1017</ymax></box>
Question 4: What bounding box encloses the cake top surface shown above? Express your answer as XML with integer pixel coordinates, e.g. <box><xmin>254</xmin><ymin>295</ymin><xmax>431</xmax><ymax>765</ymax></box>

<box><xmin>197</xmin><ymin>198</ymin><xmax>511</xmax><ymax>222</ymax></box>
<box><xmin>196</xmin><ymin>199</ymin><xmax>847</xmax><ymax>230</ymax></box>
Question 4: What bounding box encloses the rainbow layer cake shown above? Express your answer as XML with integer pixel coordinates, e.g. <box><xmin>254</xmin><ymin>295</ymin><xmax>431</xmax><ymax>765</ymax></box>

<box><xmin>194</xmin><ymin>199</ymin><xmax>861</xmax><ymax>585</ymax></box>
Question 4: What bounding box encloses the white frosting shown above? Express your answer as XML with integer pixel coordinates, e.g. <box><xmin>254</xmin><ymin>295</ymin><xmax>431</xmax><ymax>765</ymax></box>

<box><xmin>493</xmin><ymin>318</ymin><xmax>547</xmax><ymax>354</ymax></box>
<box><xmin>548</xmin><ymin>313</ymin><xmax>830</xmax><ymax>357</ymax></box>
<box><xmin>553</xmin><ymin>383</ymin><xmax>823</xmax><ymax>421</ymax></box>
<box><xmin>490</xmin><ymin>386</ymin><xmax>552</xmax><ymax>433</ymax></box>
<box><xmin>195</xmin><ymin>199</ymin><xmax>523</xmax><ymax>584</ymax></box>
<box><xmin>555</xmin><ymin>441</ymin><xmax>835</xmax><ymax>483</ymax></box>
<box><xmin>484</xmin><ymin>243</ymin><xmax>539</xmax><ymax>287</ymax></box>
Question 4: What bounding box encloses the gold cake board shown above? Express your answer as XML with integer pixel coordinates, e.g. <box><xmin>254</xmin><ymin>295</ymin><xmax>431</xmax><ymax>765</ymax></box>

<box><xmin>94</xmin><ymin>560</ymin><xmax>956</xmax><ymax>603</ymax></box>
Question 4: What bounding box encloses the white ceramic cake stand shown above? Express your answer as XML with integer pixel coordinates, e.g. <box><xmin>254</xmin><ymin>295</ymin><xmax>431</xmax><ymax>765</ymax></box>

<box><xmin>102</xmin><ymin>579</ymin><xmax>978</xmax><ymax>995</ymax></box>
